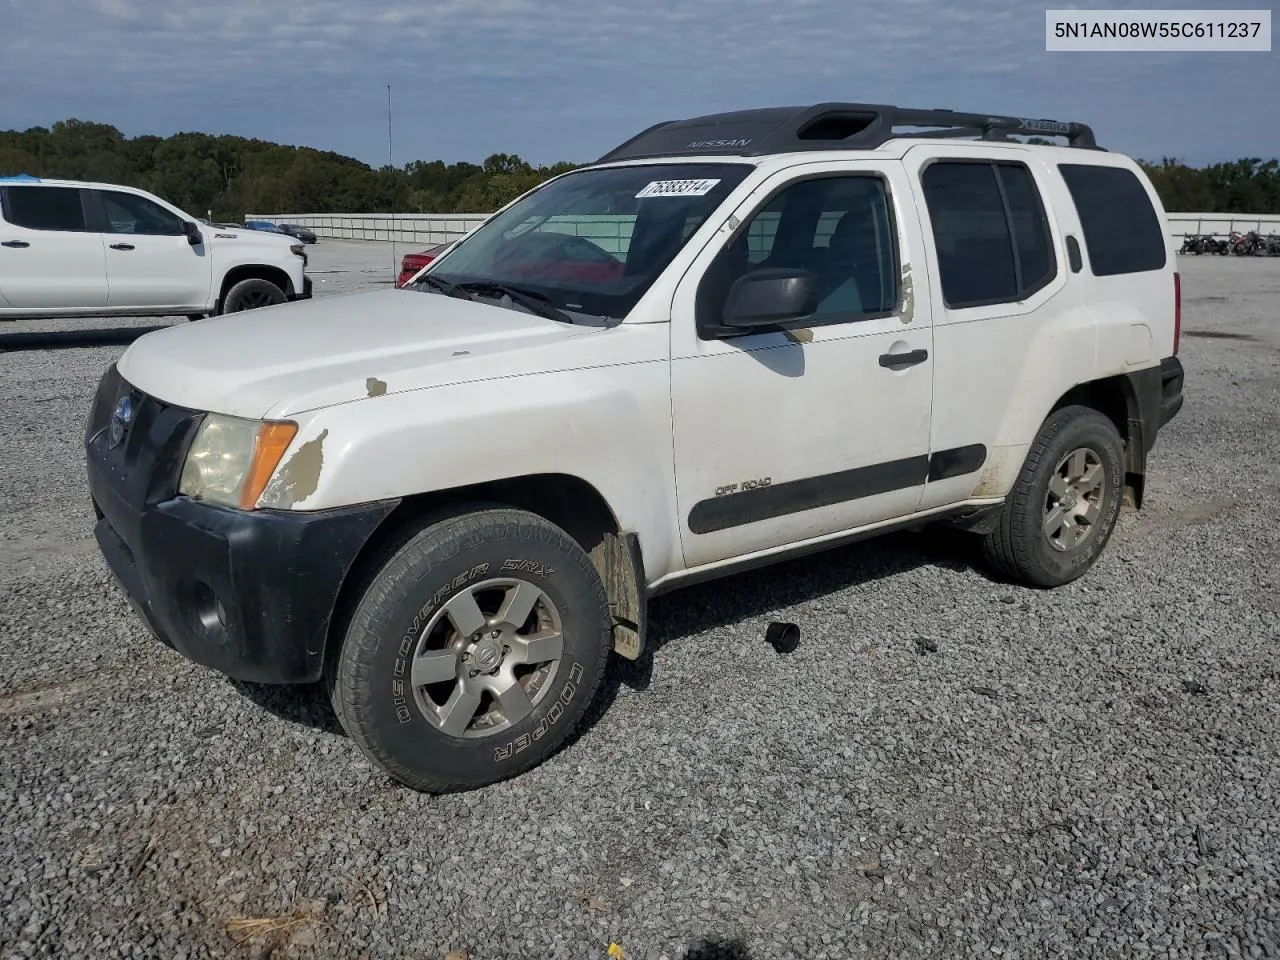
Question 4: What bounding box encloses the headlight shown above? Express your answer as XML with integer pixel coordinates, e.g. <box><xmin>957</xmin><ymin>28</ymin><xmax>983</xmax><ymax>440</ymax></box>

<box><xmin>179</xmin><ymin>413</ymin><xmax>298</xmax><ymax>509</ymax></box>
<box><xmin>290</xmin><ymin>244</ymin><xmax>305</xmax><ymax>257</ymax></box>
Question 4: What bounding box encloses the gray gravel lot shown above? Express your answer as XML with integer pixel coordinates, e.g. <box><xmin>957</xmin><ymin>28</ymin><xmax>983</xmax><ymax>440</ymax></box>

<box><xmin>2</xmin><ymin>244</ymin><xmax>1278</xmax><ymax>960</ymax></box>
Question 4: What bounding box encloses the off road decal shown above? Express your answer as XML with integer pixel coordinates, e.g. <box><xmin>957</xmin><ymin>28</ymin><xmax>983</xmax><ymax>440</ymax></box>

<box><xmin>715</xmin><ymin>477</ymin><xmax>771</xmax><ymax>497</ymax></box>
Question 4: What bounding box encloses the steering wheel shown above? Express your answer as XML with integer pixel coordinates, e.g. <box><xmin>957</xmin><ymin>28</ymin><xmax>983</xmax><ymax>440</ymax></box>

<box><xmin>554</xmin><ymin>234</ymin><xmax>617</xmax><ymax>263</ymax></box>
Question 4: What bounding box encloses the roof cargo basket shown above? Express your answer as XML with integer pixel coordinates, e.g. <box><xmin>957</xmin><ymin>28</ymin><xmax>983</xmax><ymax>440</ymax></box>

<box><xmin>596</xmin><ymin>102</ymin><xmax>1099</xmax><ymax>163</ymax></box>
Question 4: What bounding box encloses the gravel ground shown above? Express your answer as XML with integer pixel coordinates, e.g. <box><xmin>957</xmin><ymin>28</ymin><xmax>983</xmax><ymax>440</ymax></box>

<box><xmin>1</xmin><ymin>246</ymin><xmax>1278</xmax><ymax>960</ymax></box>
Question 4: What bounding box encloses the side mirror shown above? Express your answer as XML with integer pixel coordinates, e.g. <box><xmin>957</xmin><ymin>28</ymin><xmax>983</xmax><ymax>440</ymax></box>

<box><xmin>183</xmin><ymin>221</ymin><xmax>203</xmax><ymax>246</ymax></box>
<box><xmin>721</xmin><ymin>268</ymin><xmax>818</xmax><ymax>332</ymax></box>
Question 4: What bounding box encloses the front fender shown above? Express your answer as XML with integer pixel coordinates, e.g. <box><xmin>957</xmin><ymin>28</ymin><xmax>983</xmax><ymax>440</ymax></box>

<box><xmin>254</xmin><ymin>359</ymin><xmax>685</xmax><ymax>580</ymax></box>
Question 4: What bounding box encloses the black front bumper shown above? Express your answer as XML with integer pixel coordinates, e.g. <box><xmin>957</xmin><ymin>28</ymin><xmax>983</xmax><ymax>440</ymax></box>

<box><xmin>290</xmin><ymin>275</ymin><xmax>313</xmax><ymax>301</ymax></box>
<box><xmin>85</xmin><ymin>364</ymin><xmax>397</xmax><ymax>684</ymax></box>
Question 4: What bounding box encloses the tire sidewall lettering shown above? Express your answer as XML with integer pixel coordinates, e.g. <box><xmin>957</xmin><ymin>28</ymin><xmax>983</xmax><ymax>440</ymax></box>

<box><xmin>390</xmin><ymin>561</ymin><xmax>491</xmax><ymax>726</ymax></box>
<box><xmin>491</xmin><ymin>660</ymin><xmax>584</xmax><ymax>764</ymax></box>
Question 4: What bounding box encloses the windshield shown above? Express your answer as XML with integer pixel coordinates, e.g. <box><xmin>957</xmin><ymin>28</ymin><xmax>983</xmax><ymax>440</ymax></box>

<box><xmin>419</xmin><ymin>163</ymin><xmax>753</xmax><ymax>320</ymax></box>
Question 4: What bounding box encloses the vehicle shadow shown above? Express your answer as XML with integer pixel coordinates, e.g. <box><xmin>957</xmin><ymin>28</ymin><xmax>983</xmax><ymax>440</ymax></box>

<box><xmin>231</xmin><ymin>525</ymin><xmax>993</xmax><ymax>748</ymax></box>
<box><xmin>583</xmin><ymin>525</ymin><xmax>990</xmax><ymax>722</ymax></box>
<box><xmin>229</xmin><ymin>675</ymin><xmax>346</xmax><ymax>737</ymax></box>
<box><xmin>0</xmin><ymin>325</ymin><xmax>176</xmax><ymax>351</ymax></box>
<box><xmin>681</xmin><ymin>939</ymin><xmax>752</xmax><ymax>959</ymax></box>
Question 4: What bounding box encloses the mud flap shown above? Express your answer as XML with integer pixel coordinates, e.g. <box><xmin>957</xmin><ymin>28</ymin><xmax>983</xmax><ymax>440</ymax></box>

<box><xmin>592</xmin><ymin>531</ymin><xmax>647</xmax><ymax>661</ymax></box>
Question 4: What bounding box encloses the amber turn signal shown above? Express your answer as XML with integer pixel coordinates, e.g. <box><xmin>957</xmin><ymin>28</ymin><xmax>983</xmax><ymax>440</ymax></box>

<box><xmin>239</xmin><ymin>421</ymin><xmax>298</xmax><ymax>509</ymax></box>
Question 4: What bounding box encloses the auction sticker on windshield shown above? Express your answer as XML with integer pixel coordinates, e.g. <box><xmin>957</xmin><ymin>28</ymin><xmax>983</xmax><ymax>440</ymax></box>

<box><xmin>635</xmin><ymin>179</ymin><xmax>722</xmax><ymax>198</ymax></box>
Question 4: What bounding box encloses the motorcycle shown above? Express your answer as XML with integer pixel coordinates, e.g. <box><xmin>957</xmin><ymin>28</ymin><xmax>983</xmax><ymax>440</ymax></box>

<box><xmin>1228</xmin><ymin>230</ymin><xmax>1265</xmax><ymax>256</ymax></box>
<box><xmin>1180</xmin><ymin>234</ymin><xmax>1225</xmax><ymax>255</ymax></box>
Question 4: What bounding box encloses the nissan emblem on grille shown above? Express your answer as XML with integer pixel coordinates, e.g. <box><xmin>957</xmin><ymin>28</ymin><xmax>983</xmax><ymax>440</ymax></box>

<box><xmin>109</xmin><ymin>395</ymin><xmax>134</xmax><ymax>448</ymax></box>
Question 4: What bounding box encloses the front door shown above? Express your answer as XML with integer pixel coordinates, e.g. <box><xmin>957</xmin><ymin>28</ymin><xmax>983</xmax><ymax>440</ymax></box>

<box><xmin>0</xmin><ymin>184</ymin><xmax>108</xmax><ymax>311</ymax></box>
<box><xmin>669</xmin><ymin>160</ymin><xmax>937</xmax><ymax>570</ymax></box>
<box><xmin>93</xmin><ymin>189</ymin><xmax>211</xmax><ymax>310</ymax></box>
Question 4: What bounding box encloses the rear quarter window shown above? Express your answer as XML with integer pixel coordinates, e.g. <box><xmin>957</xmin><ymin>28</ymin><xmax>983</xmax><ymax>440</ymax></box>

<box><xmin>1057</xmin><ymin>164</ymin><xmax>1166</xmax><ymax>276</ymax></box>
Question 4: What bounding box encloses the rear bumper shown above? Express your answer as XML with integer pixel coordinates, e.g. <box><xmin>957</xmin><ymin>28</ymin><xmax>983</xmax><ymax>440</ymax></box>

<box><xmin>1160</xmin><ymin>355</ymin><xmax>1184</xmax><ymax>427</ymax></box>
<box><xmin>1120</xmin><ymin>354</ymin><xmax>1184</xmax><ymax>506</ymax></box>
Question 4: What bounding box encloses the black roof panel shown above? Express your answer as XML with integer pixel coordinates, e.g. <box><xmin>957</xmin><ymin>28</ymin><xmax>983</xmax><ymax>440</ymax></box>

<box><xmin>596</xmin><ymin>102</ymin><xmax>1100</xmax><ymax>163</ymax></box>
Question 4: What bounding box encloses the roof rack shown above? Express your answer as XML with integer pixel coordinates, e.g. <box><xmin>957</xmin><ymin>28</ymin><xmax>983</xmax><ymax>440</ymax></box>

<box><xmin>595</xmin><ymin>102</ymin><xmax>1100</xmax><ymax>163</ymax></box>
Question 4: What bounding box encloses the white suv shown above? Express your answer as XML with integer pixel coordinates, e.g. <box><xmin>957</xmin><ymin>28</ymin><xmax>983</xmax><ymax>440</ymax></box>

<box><xmin>0</xmin><ymin>175</ymin><xmax>311</xmax><ymax>321</ymax></box>
<box><xmin>83</xmin><ymin>103</ymin><xmax>1185</xmax><ymax>793</ymax></box>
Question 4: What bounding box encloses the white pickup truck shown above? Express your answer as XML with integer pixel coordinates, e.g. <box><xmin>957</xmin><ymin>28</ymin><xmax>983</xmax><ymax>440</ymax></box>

<box><xmin>83</xmin><ymin>102</ymin><xmax>1185</xmax><ymax>793</ymax></box>
<box><xmin>0</xmin><ymin>175</ymin><xmax>311</xmax><ymax>320</ymax></box>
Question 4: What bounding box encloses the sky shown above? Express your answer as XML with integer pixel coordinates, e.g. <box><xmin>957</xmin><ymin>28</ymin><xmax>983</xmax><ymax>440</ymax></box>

<box><xmin>0</xmin><ymin>0</ymin><xmax>1275</xmax><ymax>170</ymax></box>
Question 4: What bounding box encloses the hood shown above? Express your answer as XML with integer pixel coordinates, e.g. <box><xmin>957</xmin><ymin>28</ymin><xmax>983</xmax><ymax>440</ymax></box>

<box><xmin>116</xmin><ymin>288</ymin><xmax>603</xmax><ymax>420</ymax></box>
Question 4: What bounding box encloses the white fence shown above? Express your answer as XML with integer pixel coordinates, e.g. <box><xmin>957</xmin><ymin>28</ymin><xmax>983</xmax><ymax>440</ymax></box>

<box><xmin>247</xmin><ymin>211</ymin><xmax>1280</xmax><ymax>249</ymax></box>
<box><xmin>246</xmin><ymin>213</ymin><xmax>489</xmax><ymax>246</ymax></box>
<box><xmin>1166</xmin><ymin>213</ymin><xmax>1280</xmax><ymax>239</ymax></box>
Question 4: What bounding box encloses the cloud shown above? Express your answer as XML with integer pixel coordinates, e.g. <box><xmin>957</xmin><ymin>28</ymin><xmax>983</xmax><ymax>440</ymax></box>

<box><xmin>0</xmin><ymin>0</ymin><xmax>1270</xmax><ymax>167</ymax></box>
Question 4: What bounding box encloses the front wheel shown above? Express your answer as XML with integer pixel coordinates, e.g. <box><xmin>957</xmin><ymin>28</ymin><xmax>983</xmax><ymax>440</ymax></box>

<box><xmin>981</xmin><ymin>406</ymin><xmax>1125</xmax><ymax>588</ymax></box>
<box><xmin>220</xmin><ymin>277</ymin><xmax>286</xmax><ymax>313</ymax></box>
<box><xmin>327</xmin><ymin>506</ymin><xmax>613</xmax><ymax>792</ymax></box>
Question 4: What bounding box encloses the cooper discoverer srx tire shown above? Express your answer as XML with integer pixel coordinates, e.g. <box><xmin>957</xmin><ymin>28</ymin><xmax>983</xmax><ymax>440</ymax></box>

<box><xmin>982</xmin><ymin>405</ymin><xmax>1125</xmax><ymax>588</ymax></box>
<box><xmin>328</xmin><ymin>506</ymin><xmax>612</xmax><ymax>792</ymax></box>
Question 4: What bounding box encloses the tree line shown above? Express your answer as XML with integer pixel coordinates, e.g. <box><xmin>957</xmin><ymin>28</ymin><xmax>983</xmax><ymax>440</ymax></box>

<box><xmin>2</xmin><ymin>118</ymin><xmax>1278</xmax><ymax>220</ymax></box>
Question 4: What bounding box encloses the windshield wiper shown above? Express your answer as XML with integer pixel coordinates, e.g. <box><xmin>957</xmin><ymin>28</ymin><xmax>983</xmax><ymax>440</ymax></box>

<box><xmin>410</xmin><ymin>274</ymin><xmax>476</xmax><ymax>301</ymax></box>
<box><xmin>456</xmin><ymin>281</ymin><xmax>574</xmax><ymax>325</ymax></box>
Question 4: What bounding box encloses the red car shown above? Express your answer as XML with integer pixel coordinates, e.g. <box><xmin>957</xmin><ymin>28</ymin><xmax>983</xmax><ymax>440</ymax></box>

<box><xmin>396</xmin><ymin>242</ymin><xmax>453</xmax><ymax>287</ymax></box>
<box><xmin>395</xmin><ymin>232</ymin><xmax>626</xmax><ymax>288</ymax></box>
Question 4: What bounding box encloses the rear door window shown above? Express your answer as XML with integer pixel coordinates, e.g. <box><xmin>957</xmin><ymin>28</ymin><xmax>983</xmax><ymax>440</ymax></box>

<box><xmin>1057</xmin><ymin>164</ymin><xmax>1166</xmax><ymax>275</ymax></box>
<box><xmin>1</xmin><ymin>186</ymin><xmax>91</xmax><ymax>231</ymax></box>
<box><xmin>919</xmin><ymin>159</ymin><xmax>1057</xmax><ymax>308</ymax></box>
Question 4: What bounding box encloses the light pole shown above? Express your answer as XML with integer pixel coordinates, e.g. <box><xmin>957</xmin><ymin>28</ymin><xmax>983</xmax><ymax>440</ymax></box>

<box><xmin>387</xmin><ymin>83</ymin><xmax>396</xmax><ymax>276</ymax></box>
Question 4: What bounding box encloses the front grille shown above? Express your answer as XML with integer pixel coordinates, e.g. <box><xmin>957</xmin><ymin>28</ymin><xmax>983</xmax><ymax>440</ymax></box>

<box><xmin>86</xmin><ymin>364</ymin><xmax>204</xmax><ymax>510</ymax></box>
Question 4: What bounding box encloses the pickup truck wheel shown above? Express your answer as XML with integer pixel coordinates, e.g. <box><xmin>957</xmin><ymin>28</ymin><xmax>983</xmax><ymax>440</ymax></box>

<box><xmin>981</xmin><ymin>405</ymin><xmax>1124</xmax><ymax>588</ymax></box>
<box><xmin>328</xmin><ymin>507</ymin><xmax>612</xmax><ymax>792</ymax></box>
<box><xmin>220</xmin><ymin>277</ymin><xmax>286</xmax><ymax>313</ymax></box>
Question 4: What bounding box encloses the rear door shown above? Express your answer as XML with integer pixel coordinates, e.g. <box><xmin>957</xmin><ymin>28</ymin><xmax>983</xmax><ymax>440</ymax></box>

<box><xmin>0</xmin><ymin>184</ymin><xmax>108</xmax><ymax>311</ymax></box>
<box><xmin>91</xmin><ymin>188</ymin><xmax>212</xmax><ymax>310</ymax></box>
<box><xmin>899</xmin><ymin>145</ymin><xmax>1078</xmax><ymax>511</ymax></box>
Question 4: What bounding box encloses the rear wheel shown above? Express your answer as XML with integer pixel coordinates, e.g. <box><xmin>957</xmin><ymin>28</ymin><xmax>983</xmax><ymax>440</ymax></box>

<box><xmin>327</xmin><ymin>506</ymin><xmax>613</xmax><ymax>792</ymax></box>
<box><xmin>982</xmin><ymin>406</ymin><xmax>1125</xmax><ymax>588</ymax></box>
<box><xmin>220</xmin><ymin>277</ymin><xmax>286</xmax><ymax>314</ymax></box>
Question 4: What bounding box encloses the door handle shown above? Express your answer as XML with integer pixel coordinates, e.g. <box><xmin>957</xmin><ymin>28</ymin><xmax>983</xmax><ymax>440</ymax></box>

<box><xmin>110</xmin><ymin>243</ymin><xmax>135</xmax><ymax>251</ymax></box>
<box><xmin>879</xmin><ymin>348</ymin><xmax>929</xmax><ymax>368</ymax></box>
<box><xmin>1</xmin><ymin>240</ymin><xmax>30</xmax><ymax>248</ymax></box>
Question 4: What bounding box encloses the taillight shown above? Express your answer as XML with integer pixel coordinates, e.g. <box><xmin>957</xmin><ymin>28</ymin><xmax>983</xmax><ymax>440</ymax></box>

<box><xmin>1173</xmin><ymin>271</ymin><xmax>1181</xmax><ymax>355</ymax></box>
